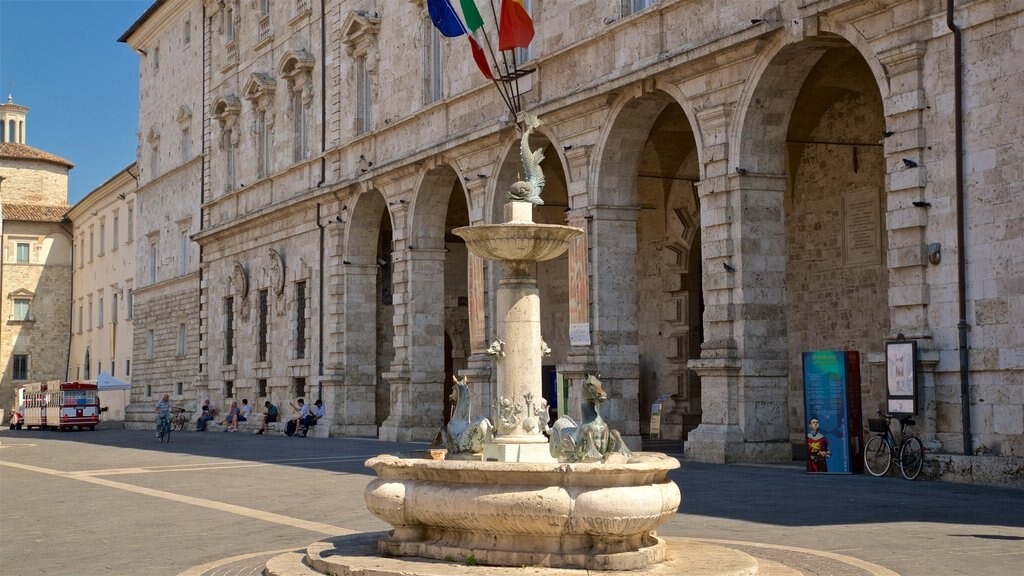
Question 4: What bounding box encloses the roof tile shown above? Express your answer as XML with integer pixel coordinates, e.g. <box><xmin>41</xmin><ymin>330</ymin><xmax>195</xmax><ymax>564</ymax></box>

<box><xmin>0</xmin><ymin>142</ymin><xmax>75</xmax><ymax>168</ymax></box>
<box><xmin>2</xmin><ymin>203</ymin><xmax>69</xmax><ymax>222</ymax></box>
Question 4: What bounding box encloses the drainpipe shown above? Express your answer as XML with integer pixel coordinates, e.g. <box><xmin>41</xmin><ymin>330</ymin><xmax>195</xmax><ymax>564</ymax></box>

<box><xmin>947</xmin><ymin>0</ymin><xmax>972</xmax><ymax>456</ymax></box>
<box><xmin>316</xmin><ymin>0</ymin><xmax>326</xmax><ymax>189</ymax></box>
<box><xmin>60</xmin><ymin>216</ymin><xmax>74</xmax><ymax>381</ymax></box>
<box><xmin>198</xmin><ymin>1</ymin><xmax>208</xmax><ymax>374</ymax></box>
<box><xmin>315</xmin><ymin>0</ymin><xmax>327</xmax><ymax>381</ymax></box>
<box><xmin>316</xmin><ymin>204</ymin><xmax>325</xmax><ymax>378</ymax></box>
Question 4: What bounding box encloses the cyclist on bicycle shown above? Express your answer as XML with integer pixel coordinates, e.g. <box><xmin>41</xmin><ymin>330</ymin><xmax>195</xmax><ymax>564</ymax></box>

<box><xmin>155</xmin><ymin>393</ymin><xmax>173</xmax><ymax>439</ymax></box>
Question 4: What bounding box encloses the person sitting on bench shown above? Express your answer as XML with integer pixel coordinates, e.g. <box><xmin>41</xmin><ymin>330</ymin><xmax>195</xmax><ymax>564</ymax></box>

<box><xmin>255</xmin><ymin>401</ymin><xmax>278</xmax><ymax>435</ymax></box>
<box><xmin>300</xmin><ymin>399</ymin><xmax>325</xmax><ymax>437</ymax></box>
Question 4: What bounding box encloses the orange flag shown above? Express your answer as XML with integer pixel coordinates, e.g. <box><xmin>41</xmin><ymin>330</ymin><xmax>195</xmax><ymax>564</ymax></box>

<box><xmin>498</xmin><ymin>0</ymin><xmax>534</xmax><ymax>51</ymax></box>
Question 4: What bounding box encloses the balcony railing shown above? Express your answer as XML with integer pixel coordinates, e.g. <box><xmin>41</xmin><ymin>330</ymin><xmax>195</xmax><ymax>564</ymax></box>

<box><xmin>224</xmin><ymin>40</ymin><xmax>238</xmax><ymax>69</ymax></box>
<box><xmin>258</xmin><ymin>15</ymin><xmax>273</xmax><ymax>44</ymax></box>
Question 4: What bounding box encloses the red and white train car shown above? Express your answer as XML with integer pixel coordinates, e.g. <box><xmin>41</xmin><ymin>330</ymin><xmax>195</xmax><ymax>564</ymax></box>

<box><xmin>21</xmin><ymin>381</ymin><xmax>49</xmax><ymax>429</ymax></box>
<box><xmin>22</xmin><ymin>381</ymin><xmax>99</xmax><ymax>431</ymax></box>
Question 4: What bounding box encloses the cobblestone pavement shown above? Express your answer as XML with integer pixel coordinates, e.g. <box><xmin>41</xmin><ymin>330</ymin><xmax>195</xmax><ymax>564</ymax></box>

<box><xmin>1</xmin><ymin>426</ymin><xmax>1021</xmax><ymax>576</ymax></box>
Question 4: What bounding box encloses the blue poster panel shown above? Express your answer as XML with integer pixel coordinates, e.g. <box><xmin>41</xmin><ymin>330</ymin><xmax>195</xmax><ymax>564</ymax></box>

<box><xmin>803</xmin><ymin>351</ymin><xmax>852</xmax><ymax>474</ymax></box>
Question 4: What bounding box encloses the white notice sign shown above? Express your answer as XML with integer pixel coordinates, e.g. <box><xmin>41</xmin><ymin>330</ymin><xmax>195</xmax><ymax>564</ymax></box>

<box><xmin>569</xmin><ymin>323</ymin><xmax>591</xmax><ymax>346</ymax></box>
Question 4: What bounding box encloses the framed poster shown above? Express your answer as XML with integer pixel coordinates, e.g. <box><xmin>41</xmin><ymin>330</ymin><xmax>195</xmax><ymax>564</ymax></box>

<box><xmin>803</xmin><ymin>351</ymin><xmax>855</xmax><ymax>474</ymax></box>
<box><xmin>885</xmin><ymin>340</ymin><xmax>918</xmax><ymax>415</ymax></box>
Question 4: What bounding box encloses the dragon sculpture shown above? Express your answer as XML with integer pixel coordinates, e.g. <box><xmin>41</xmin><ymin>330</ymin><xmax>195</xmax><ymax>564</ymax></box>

<box><xmin>507</xmin><ymin>113</ymin><xmax>546</xmax><ymax>205</ymax></box>
<box><xmin>438</xmin><ymin>375</ymin><xmax>493</xmax><ymax>454</ymax></box>
<box><xmin>549</xmin><ymin>374</ymin><xmax>634</xmax><ymax>462</ymax></box>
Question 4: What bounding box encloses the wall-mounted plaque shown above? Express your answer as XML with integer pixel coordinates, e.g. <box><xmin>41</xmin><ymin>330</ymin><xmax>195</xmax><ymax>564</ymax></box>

<box><xmin>842</xmin><ymin>190</ymin><xmax>881</xmax><ymax>266</ymax></box>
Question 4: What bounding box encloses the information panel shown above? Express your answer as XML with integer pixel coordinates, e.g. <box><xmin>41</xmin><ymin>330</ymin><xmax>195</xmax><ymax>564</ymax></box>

<box><xmin>802</xmin><ymin>351</ymin><xmax>864</xmax><ymax>474</ymax></box>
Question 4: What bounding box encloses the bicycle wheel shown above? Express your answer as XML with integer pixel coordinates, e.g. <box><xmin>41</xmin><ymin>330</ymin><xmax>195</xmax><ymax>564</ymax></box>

<box><xmin>899</xmin><ymin>436</ymin><xmax>924</xmax><ymax>480</ymax></box>
<box><xmin>863</xmin><ymin>435</ymin><xmax>891</xmax><ymax>477</ymax></box>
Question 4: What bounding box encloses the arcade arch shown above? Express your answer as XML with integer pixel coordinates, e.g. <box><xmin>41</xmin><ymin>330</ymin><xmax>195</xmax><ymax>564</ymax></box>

<box><xmin>592</xmin><ymin>91</ymin><xmax>703</xmax><ymax>442</ymax></box>
<box><xmin>736</xmin><ymin>37</ymin><xmax>889</xmax><ymax>450</ymax></box>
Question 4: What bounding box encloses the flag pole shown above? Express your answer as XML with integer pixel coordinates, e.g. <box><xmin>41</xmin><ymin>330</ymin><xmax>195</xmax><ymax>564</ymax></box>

<box><xmin>456</xmin><ymin>1</ymin><xmax>518</xmax><ymax>124</ymax></box>
<box><xmin>487</xmin><ymin>0</ymin><xmax>523</xmax><ymax>129</ymax></box>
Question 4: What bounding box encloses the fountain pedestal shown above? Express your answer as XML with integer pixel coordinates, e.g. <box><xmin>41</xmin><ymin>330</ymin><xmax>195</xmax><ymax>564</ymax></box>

<box><xmin>455</xmin><ymin>201</ymin><xmax>582</xmax><ymax>463</ymax></box>
<box><xmin>359</xmin><ymin>201</ymin><xmax>685</xmax><ymax>570</ymax></box>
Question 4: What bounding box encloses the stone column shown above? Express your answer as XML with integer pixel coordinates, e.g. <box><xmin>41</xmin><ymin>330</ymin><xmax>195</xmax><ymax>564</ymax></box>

<box><xmin>461</xmin><ymin>252</ymin><xmax>493</xmax><ymax>420</ymax></box>
<box><xmin>333</xmin><ymin>262</ymin><xmax>378</xmax><ymax>436</ymax></box>
<box><xmin>379</xmin><ymin>246</ymin><xmax>446</xmax><ymax>441</ymax></box>
<box><xmin>480</xmin><ymin>202</ymin><xmax>562</xmax><ymax>463</ymax></box>
<box><xmin>686</xmin><ymin>172</ymin><xmax>791</xmax><ymax>463</ymax></box>
<box><xmin>587</xmin><ymin>205</ymin><xmax>641</xmax><ymax>450</ymax></box>
<box><xmin>878</xmin><ymin>42</ymin><xmax>940</xmax><ymax>448</ymax></box>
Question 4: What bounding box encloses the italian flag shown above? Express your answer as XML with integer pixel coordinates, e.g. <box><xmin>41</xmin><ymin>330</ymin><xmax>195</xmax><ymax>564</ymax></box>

<box><xmin>498</xmin><ymin>0</ymin><xmax>534</xmax><ymax>51</ymax></box>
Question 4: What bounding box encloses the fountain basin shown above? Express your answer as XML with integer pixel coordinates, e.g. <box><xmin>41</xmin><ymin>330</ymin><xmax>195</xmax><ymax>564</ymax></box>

<box><xmin>453</xmin><ymin>223</ymin><xmax>582</xmax><ymax>269</ymax></box>
<box><xmin>364</xmin><ymin>452</ymin><xmax>681</xmax><ymax>570</ymax></box>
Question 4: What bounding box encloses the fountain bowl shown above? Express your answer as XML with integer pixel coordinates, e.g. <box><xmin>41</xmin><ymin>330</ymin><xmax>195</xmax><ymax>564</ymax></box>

<box><xmin>453</xmin><ymin>223</ymin><xmax>582</xmax><ymax>266</ymax></box>
<box><xmin>364</xmin><ymin>452</ymin><xmax>681</xmax><ymax>570</ymax></box>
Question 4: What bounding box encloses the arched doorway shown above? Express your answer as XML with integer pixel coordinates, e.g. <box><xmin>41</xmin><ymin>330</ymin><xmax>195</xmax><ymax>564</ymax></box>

<box><xmin>405</xmin><ymin>166</ymin><xmax>471</xmax><ymax>431</ymax></box>
<box><xmin>343</xmin><ymin>190</ymin><xmax>395</xmax><ymax>434</ymax></box>
<box><xmin>592</xmin><ymin>91</ymin><xmax>703</xmax><ymax>442</ymax></box>
<box><xmin>736</xmin><ymin>36</ymin><xmax>889</xmax><ymax>455</ymax></box>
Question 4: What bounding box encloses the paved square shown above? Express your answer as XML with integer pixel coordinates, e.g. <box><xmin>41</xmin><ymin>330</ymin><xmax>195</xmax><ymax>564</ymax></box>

<box><xmin>2</xmin><ymin>426</ymin><xmax>1021</xmax><ymax>575</ymax></box>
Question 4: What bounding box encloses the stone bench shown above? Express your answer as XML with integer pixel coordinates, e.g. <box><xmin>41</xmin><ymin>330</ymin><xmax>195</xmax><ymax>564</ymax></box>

<box><xmin>205</xmin><ymin>416</ymin><xmax>329</xmax><ymax>438</ymax></box>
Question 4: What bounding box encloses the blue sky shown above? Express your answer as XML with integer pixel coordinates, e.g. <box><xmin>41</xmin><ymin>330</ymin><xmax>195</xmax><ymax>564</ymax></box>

<box><xmin>1</xmin><ymin>0</ymin><xmax>150</xmax><ymax>204</ymax></box>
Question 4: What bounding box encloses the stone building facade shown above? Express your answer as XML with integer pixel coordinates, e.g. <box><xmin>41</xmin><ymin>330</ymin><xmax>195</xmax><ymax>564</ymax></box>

<box><xmin>67</xmin><ymin>164</ymin><xmax>138</xmax><ymax>386</ymax></box>
<box><xmin>120</xmin><ymin>0</ymin><xmax>204</xmax><ymax>425</ymax></box>
<box><xmin>0</xmin><ymin>97</ymin><xmax>74</xmax><ymax>409</ymax></box>
<box><xmin>121</xmin><ymin>0</ymin><xmax>1023</xmax><ymax>483</ymax></box>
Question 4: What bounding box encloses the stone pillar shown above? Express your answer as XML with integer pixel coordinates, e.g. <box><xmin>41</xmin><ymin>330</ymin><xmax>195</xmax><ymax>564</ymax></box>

<box><xmin>335</xmin><ymin>262</ymin><xmax>378</xmax><ymax>436</ymax></box>
<box><xmin>878</xmin><ymin>42</ymin><xmax>940</xmax><ymax>449</ymax></box>
<box><xmin>587</xmin><ymin>205</ymin><xmax>641</xmax><ymax>450</ymax></box>
<box><xmin>685</xmin><ymin>119</ymin><xmax>791</xmax><ymax>462</ymax></box>
<box><xmin>379</xmin><ymin>247</ymin><xmax>446</xmax><ymax>441</ymax></box>
<box><xmin>460</xmin><ymin>252</ymin><xmax>493</xmax><ymax>419</ymax></box>
<box><xmin>479</xmin><ymin>202</ymin><xmax>564</xmax><ymax>462</ymax></box>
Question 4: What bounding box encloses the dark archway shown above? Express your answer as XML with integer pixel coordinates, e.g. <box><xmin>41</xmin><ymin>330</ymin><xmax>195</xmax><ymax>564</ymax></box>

<box><xmin>592</xmin><ymin>91</ymin><xmax>703</xmax><ymax>441</ymax></box>
<box><xmin>737</xmin><ymin>36</ymin><xmax>888</xmax><ymax>452</ymax></box>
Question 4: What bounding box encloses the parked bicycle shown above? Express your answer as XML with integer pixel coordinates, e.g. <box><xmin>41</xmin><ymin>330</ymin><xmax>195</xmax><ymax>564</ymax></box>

<box><xmin>170</xmin><ymin>407</ymin><xmax>193</xmax><ymax>432</ymax></box>
<box><xmin>864</xmin><ymin>411</ymin><xmax>924</xmax><ymax>480</ymax></box>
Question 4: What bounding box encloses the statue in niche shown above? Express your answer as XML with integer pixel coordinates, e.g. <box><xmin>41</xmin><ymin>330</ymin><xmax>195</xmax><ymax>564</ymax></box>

<box><xmin>437</xmin><ymin>376</ymin><xmax>493</xmax><ymax>455</ymax></box>
<box><xmin>507</xmin><ymin>113</ymin><xmax>546</xmax><ymax>205</ymax></box>
<box><xmin>549</xmin><ymin>374</ymin><xmax>633</xmax><ymax>462</ymax></box>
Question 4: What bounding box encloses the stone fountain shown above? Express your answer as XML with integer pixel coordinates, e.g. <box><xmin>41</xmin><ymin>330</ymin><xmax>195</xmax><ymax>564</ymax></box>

<box><xmin>263</xmin><ymin>115</ymin><xmax>800</xmax><ymax>576</ymax></box>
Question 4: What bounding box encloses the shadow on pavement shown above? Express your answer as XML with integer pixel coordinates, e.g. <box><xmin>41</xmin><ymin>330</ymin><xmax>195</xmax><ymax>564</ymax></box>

<box><xmin>5</xmin><ymin>426</ymin><xmax>1023</xmax><ymax>531</ymax></box>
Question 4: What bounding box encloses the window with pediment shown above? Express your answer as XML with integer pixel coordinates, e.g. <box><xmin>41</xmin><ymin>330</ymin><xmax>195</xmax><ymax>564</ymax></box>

<box><xmin>176</xmin><ymin>105</ymin><xmax>193</xmax><ymax>163</ymax></box>
<box><xmin>214</xmin><ymin>95</ymin><xmax>242</xmax><ymax>191</ymax></box>
<box><xmin>278</xmin><ymin>50</ymin><xmax>315</xmax><ymax>161</ymax></box>
<box><xmin>341</xmin><ymin>10</ymin><xmax>380</xmax><ymax>136</ymax></box>
<box><xmin>146</xmin><ymin>126</ymin><xmax>160</xmax><ymax>179</ymax></box>
<box><xmin>9</xmin><ymin>289</ymin><xmax>34</xmax><ymax>322</ymax></box>
<box><xmin>244</xmin><ymin>73</ymin><xmax>276</xmax><ymax>178</ymax></box>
